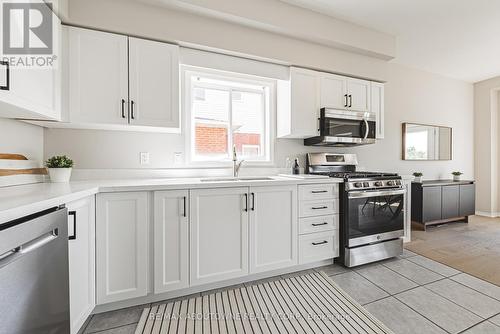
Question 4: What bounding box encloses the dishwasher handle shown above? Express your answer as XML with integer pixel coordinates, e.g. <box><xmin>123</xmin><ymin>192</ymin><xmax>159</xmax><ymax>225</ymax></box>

<box><xmin>0</xmin><ymin>229</ymin><xmax>59</xmax><ymax>269</ymax></box>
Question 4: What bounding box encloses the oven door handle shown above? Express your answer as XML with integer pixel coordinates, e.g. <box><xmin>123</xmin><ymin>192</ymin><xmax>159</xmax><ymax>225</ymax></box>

<box><xmin>348</xmin><ymin>189</ymin><xmax>405</xmax><ymax>198</ymax></box>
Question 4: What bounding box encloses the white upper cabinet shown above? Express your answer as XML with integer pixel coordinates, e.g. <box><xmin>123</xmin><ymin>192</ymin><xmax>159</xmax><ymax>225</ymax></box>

<box><xmin>346</xmin><ymin>77</ymin><xmax>371</xmax><ymax>112</ymax></box>
<box><xmin>249</xmin><ymin>185</ymin><xmax>297</xmax><ymax>274</ymax></box>
<box><xmin>278</xmin><ymin>67</ymin><xmax>383</xmax><ymax>139</ymax></box>
<box><xmin>0</xmin><ymin>13</ymin><xmax>61</xmax><ymax>120</ymax></box>
<box><xmin>96</xmin><ymin>192</ymin><xmax>149</xmax><ymax>304</ymax></box>
<box><xmin>68</xmin><ymin>27</ymin><xmax>129</xmax><ymax>125</ymax></box>
<box><xmin>129</xmin><ymin>38</ymin><xmax>180</xmax><ymax>128</ymax></box>
<box><xmin>319</xmin><ymin>73</ymin><xmax>347</xmax><ymax>110</ymax></box>
<box><xmin>277</xmin><ymin>67</ymin><xmax>319</xmax><ymax>138</ymax></box>
<box><xmin>190</xmin><ymin>187</ymin><xmax>249</xmax><ymax>286</ymax></box>
<box><xmin>371</xmin><ymin>82</ymin><xmax>385</xmax><ymax>138</ymax></box>
<box><xmin>153</xmin><ymin>190</ymin><xmax>189</xmax><ymax>294</ymax></box>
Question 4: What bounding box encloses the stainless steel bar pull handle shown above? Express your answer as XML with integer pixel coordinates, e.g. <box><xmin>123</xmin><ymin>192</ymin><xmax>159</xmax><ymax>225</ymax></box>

<box><xmin>311</xmin><ymin>190</ymin><xmax>328</xmax><ymax>194</ymax></box>
<box><xmin>68</xmin><ymin>211</ymin><xmax>76</xmax><ymax>240</ymax></box>
<box><xmin>344</xmin><ymin>94</ymin><xmax>348</xmax><ymax>107</ymax></box>
<box><xmin>312</xmin><ymin>222</ymin><xmax>328</xmax><ymax>227</ymax></box>
<box><xmin>183</xmin><ymin>196</ymin><xmax>187</xmax><ymax>217</ymax></box>
<box><xmin>312</xmin><ymin>240</ymin><xmax>328</xmax><ymax>246</ymax></box>
<box><xmin>131</xmin><ymin>100</ymin><xmax>135</xmax><ymax>120</ymax></box>
<box><xmin>312</xmin><ymin>206</ymin><xmax>328</xmax><ymax>210</ymax></box>
<box><xmin>348</xmin><ymin>94</ymin><xmax>352</xmax><ymax>108</ymax></box>
<box><xmin>363</xmin><ymin>119</ymin><xmax>369</xmax><ymax>140</ymax></box>
<box><xmin>251</xmin><ymin>193</ymin><xmax>255</xmax><ymax>211</ymax></box>
<box><xmin>121</xmin><ymin>99</ymin><xmax>126</xmax><ymax>118</ymax></box>
<box><xmin>0</xmin><ymin>229</ymin><xmax>59</xmax><ymax>269</ymax></box>
<box><xmin>243</xmin><ymin>193</ymin><xmax>248</xmax><ymax>212</ymax></box>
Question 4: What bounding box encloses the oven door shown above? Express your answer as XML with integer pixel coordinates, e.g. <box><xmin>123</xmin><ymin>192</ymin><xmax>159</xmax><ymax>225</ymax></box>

<box><xmin>320</xmin><ymin>109</ymin><xmax>376</xmax><ymax>140</ymax></box>
<box><xmin>346</xmin><ymin>188</ymin><xmax>405</xmax><ymax>247</ymax></box>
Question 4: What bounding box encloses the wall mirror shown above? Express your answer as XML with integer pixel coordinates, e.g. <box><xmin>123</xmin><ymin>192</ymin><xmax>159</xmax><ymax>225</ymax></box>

<box><xmin>402</xmin><ymin>123</ymin><xmax>452</xmax><ymax>160</ymax></box>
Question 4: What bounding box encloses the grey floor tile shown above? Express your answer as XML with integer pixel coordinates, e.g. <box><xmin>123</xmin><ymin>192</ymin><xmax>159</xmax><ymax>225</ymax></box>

<box><xmin>395</xmin><ymin>286</ymin><xmax>482</xmax><ymax>333</ymax></box>
<box><xmin>384</xmin><ymin>259</ymin><xmax>444</xmax><ymax>285</ymax></box>
<box><xmin>451</xmin><ymin>273</ymin><xmax>500</xmax><ymax>301</ymax></box>
<box><xmin>462</xmin><ymin>321</ymin><xmax>500</xmax><ymax>334</ymax></box>
<box><xmin>330</xmin><ymin>271</ymin><xmax>389</xmax><ymax>305</ymax></box>
<box><xmin>92</xmin><ymin>323</ymin><xmax>138</xmax><ymax>334</ymax></box>
<box><xmin>364</xmin><ymin>297</ymin><xmax>447</xmax><ymax>334</ymax></box>
<box><xmin>407</xmin><ymin>255</ymin><xmax>461</xmax><ymax>277</ymax></box>
<box><xmin>356</xmin><ymin>264</ymin><xmax>418</xmax><ymax>295</ymax></box>
<box><xmin>315</xmin><ymin>263</ymin><xmax>351</xmax><ymax>276</ymax></box>
<box><xmin>488</xmin><ymin>314</ymin><xmax>500</xmax><ymax>327</ymax></box>
<box><xmin>85</xmin><ymin>306</ymin><xmax>145</xmax><ymax>333</ymax></box>
<box><xmin>400</xmin><ymin>249</ymin><xmax>418</xmax><ymax>258</ymax></box>
<box><xmin>425</xmin><ymin>279</ymin><xmax>500</xmax><ymax>318</ymax></box>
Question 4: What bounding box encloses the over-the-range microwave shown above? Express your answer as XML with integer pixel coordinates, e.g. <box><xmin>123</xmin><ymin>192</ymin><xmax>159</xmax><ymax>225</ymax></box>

<box><xmin>304</xmin><ymin>108</ymin><xmax>376</xmax><ymax>147</ymax></box>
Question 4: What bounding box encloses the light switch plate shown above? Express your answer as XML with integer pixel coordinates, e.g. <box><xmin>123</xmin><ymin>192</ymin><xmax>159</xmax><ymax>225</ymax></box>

<box><xmin>140</xmin><ymin>152</ymin><xmax>150</xmax><ymax>165</ymax></box>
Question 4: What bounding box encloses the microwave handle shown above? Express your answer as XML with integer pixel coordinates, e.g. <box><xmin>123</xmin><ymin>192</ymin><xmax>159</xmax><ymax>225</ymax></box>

<box><xmin>363</xmin><ymin>119</ymin><xmax>369</xmax><ymax>140</ymax></box>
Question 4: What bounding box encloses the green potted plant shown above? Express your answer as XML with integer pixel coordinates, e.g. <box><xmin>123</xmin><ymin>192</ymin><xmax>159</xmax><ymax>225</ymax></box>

<box><xmin>413</xmin><ymin>172</ymin><xmax>423</xmax><ymax>183</ymax></box>
<box><xmin>452</xmin><ymin>171</ymin><xmax>463</xmax><ymax>182</ymax></box>
<box><xmin>45</xmin><ymin>155</ymin><xmax>74</xmax><ymax>182</ymax></box>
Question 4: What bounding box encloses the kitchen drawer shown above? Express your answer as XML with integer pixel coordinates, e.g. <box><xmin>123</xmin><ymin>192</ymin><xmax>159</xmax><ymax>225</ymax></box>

<box><xmin>299</xmin><ymin>199</ymin><xmax>338</xmax><ymax>217</ymax></box>
<box><xmin>299</xmin><ymin>215</ymin><xmax>338</xmax><ymax>235</ymax></box>
<box><xmin>299</xmin><ymin>231</ymin><xmax>338</xmax><ymax>264</ymax></box>
<box><xmin>299</xmin><ymin>184</ymin><xmax>339</xmax><ymax>201</ymax></box>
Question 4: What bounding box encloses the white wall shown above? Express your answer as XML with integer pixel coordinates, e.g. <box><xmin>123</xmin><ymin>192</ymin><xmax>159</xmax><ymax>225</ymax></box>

<box><xmin>44</xmin><ymin>0</ymin><xmax>473</xmax><ymax>182</ymax></box>
<box><xmin>474</xmin><ymin>76</ymin><xmax>500</xmax><ymax>216</ymax></box>
<box><xmin>0</xmin><ymin>119</ymin><xmax>44</xmax><ymax>161</ymax></box>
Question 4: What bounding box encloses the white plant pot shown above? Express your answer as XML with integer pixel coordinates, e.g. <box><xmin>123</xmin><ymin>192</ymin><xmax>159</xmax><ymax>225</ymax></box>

<box><xmin>48</xmin><ymin>168</ymin><xmax>72</xmax><ymax>183</ymax></box>
<box><xmin>414</xmin><ymin>176</ymin><xmax>422</xmax><ymax>183</ymax></box>
<box><xmin>453</xmin><ymin>175</ymin><xmax>461</xmax><ymax>181</ymax></box>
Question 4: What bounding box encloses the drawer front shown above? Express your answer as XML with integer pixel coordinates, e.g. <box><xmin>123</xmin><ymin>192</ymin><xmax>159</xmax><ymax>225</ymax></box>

<box><xmin>299</xmin><ymin>199</ymin><xmax>338</xmax><ymax>217</ymax></box>
<box><xmin>299</xmin><ymin>184</ymin><xmax>339</xmax><ymax>201</ymax></box>
<box><xmin>299</xmin><ymin>231</ymin><xmax>338</xmax><ymax>264</ymax></box>
<box><xmin>299</xmin><ymin>215</ymin><xmax>338</xmax><ymax>235</ymax></box>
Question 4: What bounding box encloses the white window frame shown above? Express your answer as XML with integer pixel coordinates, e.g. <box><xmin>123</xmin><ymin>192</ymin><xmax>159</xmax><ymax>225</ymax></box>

<box><xmin>183</xmin><ymin>66</ymin><xmax>276</xmax><ymax>167</ymax></box>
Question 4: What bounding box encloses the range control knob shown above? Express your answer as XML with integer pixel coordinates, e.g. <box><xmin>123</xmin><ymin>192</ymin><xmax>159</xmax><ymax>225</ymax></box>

<box><xmin>374</xmin><ymin>181</ymin><xmax>383</xmax><ymax>187</ymax></box>
<box><xmin>363</xmin><ymin>182</ymin><xmax>370</xmax><ymax>187</ymax></box>
<box><xmin>354</xmin><ymin>182</ymin><xmax>363</xmax><ymax>188</ymax></box>
<box><xmin>387</xmin><ymin>180</ymin><xmax>395</xmax><ymax>186</ymax></box>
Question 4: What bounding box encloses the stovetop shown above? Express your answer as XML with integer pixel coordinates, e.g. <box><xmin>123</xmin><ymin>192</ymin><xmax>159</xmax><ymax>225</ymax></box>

<box><xmin>313</xmin><ymin>171</ymin><xmax>400</xmax><ymax>180</ymax></box>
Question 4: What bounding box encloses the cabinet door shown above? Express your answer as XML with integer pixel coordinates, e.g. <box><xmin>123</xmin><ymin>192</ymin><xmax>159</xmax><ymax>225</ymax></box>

<box><xmin>460</xmin><ymin>184</ymin><xmax>476</xmax><ymax>217</ymax></box>
<box><xmin>422</xmin><ymin>186</ymin><xmax>442</xmax><ymax>222</ymax></box>
<box><xmin>346</xmin><ymin>78</ymin><xmax>370</xmax><ymax>112</ymax></box>
<box><xmin>290</xmin><ymin>67</ymin><xmax>319</xmax><ymax>137</ymax></box>
<box><xmin>154</xmin><ymin>190</ymin><xmax>188</xmax><ymax>293</ymax></box>
<box><xmin>0</xmin><ymin>16</ymin><xmax>61</xmax><ymax>120</ymax></box>
<box><xmin>67</xmin><ymin>197</ymin><xmax>95</xmax><ymax>334</ymax></box>
<box><xmin>129</xmin><ymin>38</ymin><xmax>180</xmax><ymax>128</ymax></box>
<box><xmin>371</xmin><ymin>82</ymin><xmax>385</xmax><ymax>139</ymax></box>
<box><xmin>68</xmin><ymin>27</ymin><xmax>128</xmax><ymax>125</ymax></box>
<box><xmin>96</xmin><ymin>192</ymin><xmax>149</xmax><ymax>304</ymax></box>
<box><xmin>442</xmin><ymin>185</ymin><xmax>460</xmax><ymax>219</ymax></box>
<box><xmin>249</xmin><ymin>185</ymin><xmax>297</xmax><ymax>274</ymax></box>
<box><xmin>319</xmin><ymin>73</ymin><xmax>347</xmax><ymax>109</ymax></box>
<box><xmin>190</xmin><ymin>187</ymin><xmax>249</xmax><ymax>286</ymax></box>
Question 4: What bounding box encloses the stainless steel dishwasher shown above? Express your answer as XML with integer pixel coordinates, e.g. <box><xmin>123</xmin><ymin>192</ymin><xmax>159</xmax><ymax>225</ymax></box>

<box><xmin>0</xmin><ymin>207</ymin><xmax>70</xmax><ymax>334</ymax></box>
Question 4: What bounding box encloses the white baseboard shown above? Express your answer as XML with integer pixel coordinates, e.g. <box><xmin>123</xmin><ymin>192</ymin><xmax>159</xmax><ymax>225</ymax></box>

<box><xmin>475</xmin><ymin>211</ymin><xmax>500</xmax><ymax>218</ymax></box>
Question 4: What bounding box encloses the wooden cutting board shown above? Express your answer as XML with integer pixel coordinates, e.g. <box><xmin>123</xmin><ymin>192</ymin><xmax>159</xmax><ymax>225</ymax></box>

<box><xmin>0</xmin><ymin>153</ymin><xmax>46</xmax><ymax>187</ymax></box>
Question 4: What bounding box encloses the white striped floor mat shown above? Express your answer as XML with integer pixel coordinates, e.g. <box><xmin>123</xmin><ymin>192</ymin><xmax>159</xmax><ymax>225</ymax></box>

<box><xmin>135</xmin><ymin>271</ymin><xmax>393</xmax><ymax>334</ymax></box>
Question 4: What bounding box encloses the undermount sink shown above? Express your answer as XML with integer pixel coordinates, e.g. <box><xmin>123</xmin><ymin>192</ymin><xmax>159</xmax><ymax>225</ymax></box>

<box><xmin>200</xmin><ymin>177</ymin><xmax>274</xmax><ymax>182</ymax></box>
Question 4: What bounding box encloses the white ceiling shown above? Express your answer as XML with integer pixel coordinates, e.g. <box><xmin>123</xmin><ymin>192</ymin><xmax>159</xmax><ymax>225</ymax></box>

<box><xmin>281</xmin><ymin>0</ymin><xmax>500</xmax><ymax>83</ymax></box>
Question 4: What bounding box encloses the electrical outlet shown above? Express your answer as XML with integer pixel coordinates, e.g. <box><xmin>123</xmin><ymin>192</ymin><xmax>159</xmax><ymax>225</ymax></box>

<box><xmin>140</xmin><ymin>152</ymin><xmax>150</xmax><ymax>165</ymax></box>
<box><xmin>174</xmin><ymin>152</ymin><xmax>183</xmax><ymax>165</ymax></box>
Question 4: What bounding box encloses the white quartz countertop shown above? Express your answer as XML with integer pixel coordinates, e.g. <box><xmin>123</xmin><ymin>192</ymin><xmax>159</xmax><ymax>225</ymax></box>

<box><xmin>0</xmin><ymin>176</ymin><xmax>343</xmax><ymax>225</ymax></box>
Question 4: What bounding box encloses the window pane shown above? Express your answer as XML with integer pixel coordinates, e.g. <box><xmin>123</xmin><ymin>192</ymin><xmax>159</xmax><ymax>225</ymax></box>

<box><xmin>193</xmin><ymin>87</ymin><xmax>230</xmax><ymax>160</ymax></box>
<box><xmin>232</xmin><ymin>91</ymin><xmax>264</xmax><ymax>159</ymax></box>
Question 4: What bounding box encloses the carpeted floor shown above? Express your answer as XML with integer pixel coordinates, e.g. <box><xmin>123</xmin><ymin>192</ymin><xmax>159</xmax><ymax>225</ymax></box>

<box><xmin>406</xmin><ymin>215</ymin><xmax>500</xmax><ymax>286</ymax></box>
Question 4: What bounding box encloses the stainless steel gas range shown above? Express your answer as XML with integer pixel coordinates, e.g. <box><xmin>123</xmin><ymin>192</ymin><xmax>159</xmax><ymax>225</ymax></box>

<box><xmin>306</xmin><ymin>153</ymin><xmax>405</xmax><ymax>267</ymax></box>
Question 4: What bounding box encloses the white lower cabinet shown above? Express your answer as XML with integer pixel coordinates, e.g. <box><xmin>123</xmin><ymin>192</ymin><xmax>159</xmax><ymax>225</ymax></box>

<box><xmin>96</xmin><ymin>192</ymin><xmax>149</xmax><ymax>304</ymax></box>
<box><xmin>249</xmin><ymin>185</ymin><xmax>297</xmax><ymax>273</ymax></box>
<box><xmin>299</xmin><ymin>231</ymin><xmax>338</xmax><ymax>264</ymax></box>
<box><xmin>67</xmin><ymin>197</ymin><xmax>95</xmax><ymax>334</ymax></box>
<box><xmin>154</xmin><ymin>190</ymin><xmax>189</xmax><ymax>293</ymax></box>
<box><xmin>190</xmin><ymin>187</ymin><xmax>249</xmax><ymax>286</ymax></box>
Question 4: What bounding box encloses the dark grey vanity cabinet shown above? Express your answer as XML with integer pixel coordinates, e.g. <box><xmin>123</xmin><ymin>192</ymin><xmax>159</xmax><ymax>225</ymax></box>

<box><xmin>412</xmin><ymin>180</ymin><xmax>475</xmax><ymax>229</ymax></box>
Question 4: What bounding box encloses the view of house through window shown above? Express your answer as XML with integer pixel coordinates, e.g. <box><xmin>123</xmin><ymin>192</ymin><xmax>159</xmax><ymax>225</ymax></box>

<box><xmin>186</xmin><ymin>68</ymin><xmax>272</xmax><ymax>163</ymax></box>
